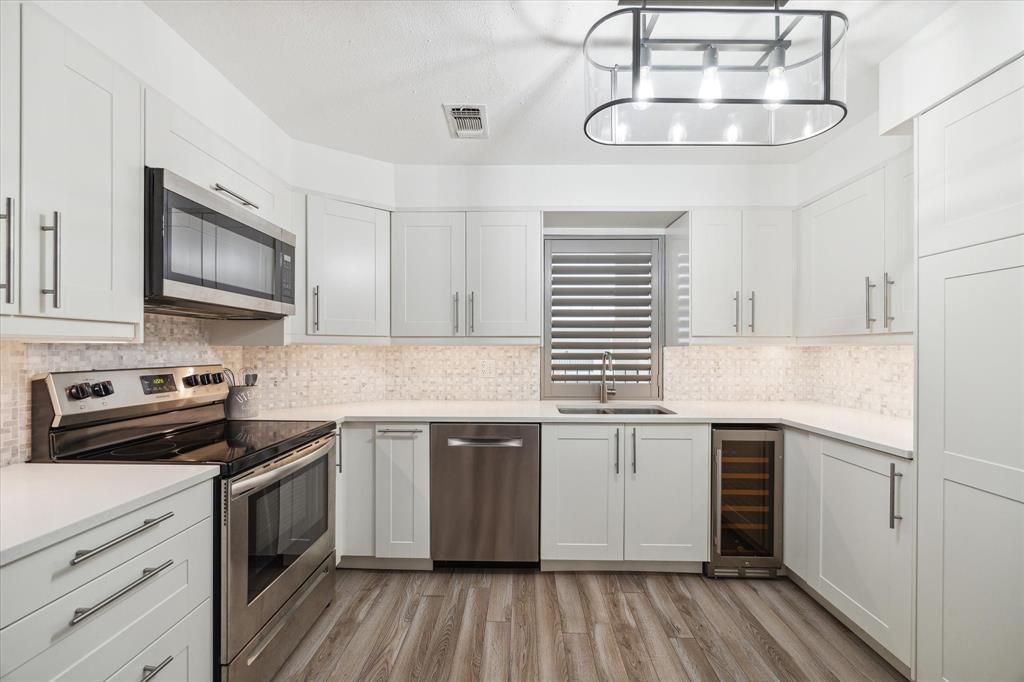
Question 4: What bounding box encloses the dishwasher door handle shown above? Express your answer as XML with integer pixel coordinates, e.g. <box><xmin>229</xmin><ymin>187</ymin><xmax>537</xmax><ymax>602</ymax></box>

<box><xmin>446</xmin><ymin>437</ymin><xmax>524</xmax><ymax>448</ymax></box>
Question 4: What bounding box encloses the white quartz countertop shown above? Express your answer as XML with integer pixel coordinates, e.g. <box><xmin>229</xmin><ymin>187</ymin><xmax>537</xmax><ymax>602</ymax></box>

<box><xmin>0</xmin><ymin>463</ymin><xmax>219</xmax><ymax>566</ymax></box>
<box><xmin>254</xmin><ymin>400</ymin><xmax>914</xmax><ymax>458</ymax></box>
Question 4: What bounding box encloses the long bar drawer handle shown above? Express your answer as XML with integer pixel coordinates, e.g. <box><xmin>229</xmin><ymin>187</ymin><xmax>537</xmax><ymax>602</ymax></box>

<box><xmin>71</xmin><ymin>511</ymin><xmax>175</xmax><ymax>566</ymax></box>
<box><xmin>377</xmin><ymin>428</ymin><xmax>423</xmax><ymax>434</ymax></box>
<box><xmin>889</xmin><ymin>463</ymin><xmax>903</xmax><ymax>529</ymax></box>
<box><xmin>446</xmin><ymin>437</ymin><xmax>523</xmax><ymax>448</ymax></box>
<box><xmin>141</xmin><ymin>656</ymin><xmax>174</xmax><ymax>682</ymax></box>
<box><xmin>70</xmin><ymin>559</ymin><xmax>174</xmax><ymax>626</ymax></box>
<box><xmin>1</xmin><ymin>197</ymin><xmax>12</xmax><ymax>304</ymax></box>
<box><xmin>212</xmin><ymin>183</ymin><xmax>259</xmax><ymax>209</ymax></box>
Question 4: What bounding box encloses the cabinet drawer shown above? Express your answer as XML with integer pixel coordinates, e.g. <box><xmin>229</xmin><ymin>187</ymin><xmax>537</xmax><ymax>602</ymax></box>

<box><xmin>1</xmin><ymin>481</ymin><xmax>211</xmax><ymax>628</ymax></box>
<box><xmin>0</xmin><ymin>518</ymin><xmax>212</xmax><ymax>679</ymax></box>
<box><xmin>107</xmin><ymin>599</ymin><xmax>212</xmax><ymax>682</ymax></box>
<box><xmin>145</xmin><ymin>89</ymin><xmax>290</xmax><ymax>228</ymax></box>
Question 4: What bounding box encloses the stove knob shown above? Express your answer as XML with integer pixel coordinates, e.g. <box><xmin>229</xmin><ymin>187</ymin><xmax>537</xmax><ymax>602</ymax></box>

<box><xmin>211</xmin><ymin>372</ymin><xmax>224</xmax><ymax>384</ymax></box>
<box><xmin>91</xmin><ymin>382</ymin><xmax>105</xmax><ymax>397</ymax></box>
<box><xmin>68</xmin><ymin>383</ymin><xmax>92</xmax><ymax>400</ymax></box>
<box><xmin>183</xmin><ymin>374</ymin><xmax>199</xmax><ymax>388</ymax></box>
<box><xmin>199</xmin><ymin>373</ymin><xmax>212</xmax><ymax>385</ymax></box>
<box><xmin>101</xmin><ymin>380</ymin><xmax>114</xmax><ymax>396</ymax></box>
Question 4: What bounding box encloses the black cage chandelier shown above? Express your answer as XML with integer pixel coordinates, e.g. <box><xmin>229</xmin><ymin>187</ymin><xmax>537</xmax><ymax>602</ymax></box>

<box><xmin>583</xmin><ymin>4</ymin><xmax>849</xmax><ymax>146</ymax></box>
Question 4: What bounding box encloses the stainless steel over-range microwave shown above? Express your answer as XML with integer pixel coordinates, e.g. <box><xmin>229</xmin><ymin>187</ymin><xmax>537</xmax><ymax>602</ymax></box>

<box><xmin>145</xmin><ymin>167</ymin><xmax>296</xmax><ymax>319</ymax></box>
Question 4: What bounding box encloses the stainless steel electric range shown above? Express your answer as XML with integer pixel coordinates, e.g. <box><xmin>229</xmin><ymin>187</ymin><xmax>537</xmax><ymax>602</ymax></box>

<box><xmin>31</xmin><ymin>364</ymin><xmax>337</xmax><ymax>682</ymax></box>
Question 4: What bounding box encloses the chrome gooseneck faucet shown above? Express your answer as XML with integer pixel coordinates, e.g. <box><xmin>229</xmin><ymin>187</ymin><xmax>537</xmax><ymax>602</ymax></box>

<box><xmin>599</xmin><ymin>351</ymin><xmax>617</xmax><ymax>403</ymax></box>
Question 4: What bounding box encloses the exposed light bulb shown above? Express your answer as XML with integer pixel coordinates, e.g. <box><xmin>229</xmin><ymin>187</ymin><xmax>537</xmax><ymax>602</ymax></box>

<box><xmin>698</xmin><ymin>46</ymin><xmax>721</xmax><ymax>110</ymax></box>
<box><xmin>669</xmin><ymin>120</ymin><xmax>687</xmax><ymax>143</ymax></box>
<box><xmin>725</xmin><ymin>120</ymin><xmax>740</xmax><ymax>144</ymax></box>
<box><xmin>762</xmin><ymin>47</ymin><xmax>789</xmax><ymax>111</ymax></box>
<box><xmin>633</xmin><ymin>65</ymin><xmax>654</xmax><ymax>111</ymax></box>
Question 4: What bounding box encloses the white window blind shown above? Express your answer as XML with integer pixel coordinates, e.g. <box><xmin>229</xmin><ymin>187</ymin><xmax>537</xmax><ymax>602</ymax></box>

<box><xmin>543</xmin><ymin>238</ymin><xmax>663</xmax><ymax>399</ymax></box>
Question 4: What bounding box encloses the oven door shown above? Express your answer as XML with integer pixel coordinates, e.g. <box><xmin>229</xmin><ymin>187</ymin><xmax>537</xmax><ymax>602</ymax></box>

<box><xmin>223</xmin><ymin>434</ymin><xmax>335</xmax><ymax>662</ymax></box>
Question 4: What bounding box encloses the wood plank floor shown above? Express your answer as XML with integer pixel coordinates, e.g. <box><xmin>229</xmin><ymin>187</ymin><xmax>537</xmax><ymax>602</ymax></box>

<box><xmin>277</xmin><ymin>569</ymin><xmax>905</xmax><ymax>682</ymax></box>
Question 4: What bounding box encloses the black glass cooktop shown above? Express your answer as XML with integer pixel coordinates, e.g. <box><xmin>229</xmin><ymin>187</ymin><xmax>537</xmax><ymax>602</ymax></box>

<box><xmin>65</xmin><ymin>420</ymin><xmax>335</xmax><ymax>476</ymax></box>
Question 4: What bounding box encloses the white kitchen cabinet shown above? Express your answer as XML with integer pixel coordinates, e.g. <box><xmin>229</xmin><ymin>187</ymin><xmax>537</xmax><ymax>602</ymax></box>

<box><xmin>465</xmin><ymin>211</ymin><xmax>541</xmax><ymax>337</ymax></box>
<box><xmin>9</xmin><ymin>5</ymin><xmax>142</xmax><ymax>336</ymax></box>
<box><xmin>782</xmin><ymin>428</ymin><xmax>818</xmax><ymax>583</ymax></box>
<box><xmin>374</xmin><ymin>424</ymin><xmax>430</xmax><ymax>559</ymax></box>
<box><xmin>797</xmin><ymin>170</ymin><xmax>885</xmax><ymax>336</ymax></box>
<box><xmin>542</xmin><ymin>423</ymin><xmax>709</xmax><ymax>563</ymax></box>
<box><xmin>145</xmin><ymin>89</ymin><xmax>291</xmax><ymax>229</ymax></box>
<box><xmin>691</xmin><ymin>209</ymin><xmax>792</xmax><ymax>338</ymax></box>
<box><xmin>307</xmin><ymin>195</ymin><xmax>390</xmax><ymax>336</ymax></box>
<box><xmin>391</xmin><ymin>212</ymin><xmax>466</xmax><ymax>337</ymax></box>
<box><xmin>883</xmin><ymin>153</ymin><xmax>915</xmax><ymax>333</ymax></box>
<box><xmin>918</xmin><ymin>57</ymin><xmax>1024</xmax><ymax>257</ymax></box>
<box><xmin>541</xmin><ymin>424</ymin><xmax>624</xmax><ymax>561</ymax></box>
<box><xmin>391</xmin><ymin>211</ymin><xmax>541</xmax><ymax>339</ymax></box>
<box><xmin>0</xmin><ymin>1</ymin><xmax>19</xmax><ymax>317</ymax></box>
<box><xmin>917</xmin><ymin>235</ymin><xmax>1024</xmax><ymax>681</ymax></box>
<box><xmin>337</xmin><ymin>423</ymin><xmax>376</xmax><ymax>560</ymax></box>
<box><xmin>624</xmin><ymin>424</ymin><xmax>710</xmax><ymax>562</ymax></box>
<box><xmin>107</xmin><ymin>600</ymin><xmax>212</xmax><ymax>682</ymax></box>
<box><xmin>815</xmin><ymin>439</ymin><xmax>914</xmax><ymax>666</ymax></box>
<box><xmin>690</xmin><ymin>210</ymin><xmax>742</xmax><ymax>336</ymax></box>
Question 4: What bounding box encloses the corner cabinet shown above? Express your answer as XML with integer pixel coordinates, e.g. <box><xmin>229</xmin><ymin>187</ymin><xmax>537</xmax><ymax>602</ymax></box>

<box><xmin>690</xmin><ymin>208</ymin><xmax>793</xmax><ymax>338</ymax></box>
<box><xmin>797</xmin><ymin>153</ymin><xmax>914</xmax><ymax>337</ymax></box>
<box><xmin>1</xmin><ymin>4</ymin><xmax>143</xmax><ymax>341</ymax></box>
<box><xmin>374</xmin><ymin>424</ymin><xmax>430</xmax><ymax>559</ymax></box>
<box><xmin>541</xmin><ymin>423</ymin><xmax>710</xmax><ymax>563</ymax></box>
<box><xmin>307</xmin><ymin>196</ymin><xmax>390</xmax><ymax>336</ymax></box>
<box><xmin>391</xmin><ymin>211</ymin><xmax>541</xmax><ymax>339</ymax></box>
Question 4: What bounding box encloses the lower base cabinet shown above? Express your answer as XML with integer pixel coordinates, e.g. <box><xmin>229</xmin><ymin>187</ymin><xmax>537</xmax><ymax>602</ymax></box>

<box><xmin>337</xmin><ymin>424</ymin><xmax>376</xmax><ymax>560</ymax></box>
<box><xmin>541</xmin><ymin>423</ymin><xmax>710</xmax><ymax>562</ymax></box>
<box><xmin>783</xmin><ymin>429</ymin><xmax>915</xmax><ymax>668</ymax></box>
<box><xmin>374</xmin><ymin>424</ymin><xmax>431</xmax><ymax>559</ymax></box>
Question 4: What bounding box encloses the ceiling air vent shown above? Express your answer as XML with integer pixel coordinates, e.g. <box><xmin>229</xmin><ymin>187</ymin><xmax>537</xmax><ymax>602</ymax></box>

<box><xmin>443</xmin><ymin>104</ymin><xmax>488</xmax><ymax>139</ymax></box>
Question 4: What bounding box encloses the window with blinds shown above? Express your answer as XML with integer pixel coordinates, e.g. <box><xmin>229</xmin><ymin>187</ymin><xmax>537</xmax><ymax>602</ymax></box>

<box><xmin>543</xmin><ymin>238</ymin><xmax>663</xmax><ymax>399</ymax></box>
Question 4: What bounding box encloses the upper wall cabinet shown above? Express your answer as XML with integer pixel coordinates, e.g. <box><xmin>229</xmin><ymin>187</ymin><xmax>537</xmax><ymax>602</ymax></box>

<box><xmin>145</xmin><ymin>90</ymin><xmax>291</xmax><ymax>230</ymax></box>
<box><xmin>918</xmin><ymin>57</ymin><xmax>1024</xmax><ymax>257</ymax></box>
<box><xmin>1</xmin><ymin>4</ymin><xmax>143</xmax><ymax>341</ymax></box>
<box><xmin>392</xmin><ymin>211</ymin><xmax>541</xmax><ymax>339</ymax></box>
<box><xmin>690</xmin><ymin>209</ymin><xmax>793</xmax><ymax>338</ymax></box>
<box><xmin>797</xmin><ymin>154</ymin><xmax>914</xmax><ymax>337</ymax></box>
<box><xmin>307</xmin><ymin>195</ymin><xmax>390</xmax><ymax>337</ymax></box>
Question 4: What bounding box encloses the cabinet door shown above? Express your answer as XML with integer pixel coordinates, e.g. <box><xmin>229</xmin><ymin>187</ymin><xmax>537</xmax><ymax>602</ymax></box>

<box><xmin>374</xmin><ymin>424</ymin><xmax>430</xmax><ymax>559</ymax></box>
<box><xmin>742</xmin><ymin>209</ymin><xmax>793</xmax><ymax>337</ymax></box>
<box><xmin>797</xmin><ymin>170</ymin><xmax>885</xmax><ymax>336</ymax></box>
<box><xmin>816</xmin><ymin>439</ymin><xmax>914</xmax><ymax>666</ymax></box>
<box><xmin>307</xmin><ymin>195</ymin><xmax>390</xmax><ymax>336</ymax></box>
<box><xmin>690</xmin><ymin>209</ymin><xmax>742</xmax><ymax>336</ymax></box>
<box><xmin>338</xmin><ymin>424</ymin><xmax>375</xmax><ymax>559</ymax></box>
<box><xmin>918</xmin><ymin>57</ymin><xmax>1024</xmax><ymax>257</ymax></box>
<box><xmin>465</xmin><ymin>211</ymin><xmax>541</xmax><ymax>337</ymax></box>
<box><xmin>0</xmin><ymin>1</ymin><xmax>19</xmax><ymax>315</ymax></box>
<box><xmin>782</xmin><ymin>429</ymin><xmax>816</xmax><ymax>582</ymax></box>
<box><xmin>391</xmin><ymin>212</ymin><xmax>466</xmax><ymax>337</ymax></box>
<box><xmin>883</xmin><ymin>154</ymin><xmax>914</xmax><ymax>333</ymax></box>
<box><xmin>624</xmin><ymin>424</ymin><xmax>709</xmax><ymax>562</ymax></box>
<box><xmin>917</xmin><ymin>236</ymin><xmax>1024</xmax><ymax>681</ymax></box>
<box><xmin>20</xmin><ymin>5</ymin><xmax>142</xmax><ymax>324</ymax></box>
<box><xmin>541</xmin><ymin>425</ymin><xmax>624</xmax><ymax>561</ymax></box>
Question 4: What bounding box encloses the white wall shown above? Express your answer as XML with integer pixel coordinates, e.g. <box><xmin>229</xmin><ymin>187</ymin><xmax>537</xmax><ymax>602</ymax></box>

<box><xmin>879</xmin><ymin>0</ymin><xmax>1024</xmax><ymax>134</ymax></box>
<box><xmin>394</xmin><ymin>163</ymin><xmax>797</xmax><ymax>210</ymax></box>
<box><xmin>796</xmin><ymin>113</ymin><xmax>911</xmax><ymax>206</ymax></box>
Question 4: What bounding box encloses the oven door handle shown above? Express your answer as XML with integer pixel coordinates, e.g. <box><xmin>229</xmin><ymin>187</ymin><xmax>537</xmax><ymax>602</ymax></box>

<box><xmin>230</xmin><ymin>436</ymin><xmax>334</xmax><ymax>498</ymax></box>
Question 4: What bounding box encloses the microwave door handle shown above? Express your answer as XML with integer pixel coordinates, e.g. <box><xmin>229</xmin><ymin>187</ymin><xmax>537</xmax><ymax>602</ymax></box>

<box><xmin>230</xmin><ymin>437</ymin><xmax>334</xmax><ymax>498</ymax></box>
<box><xmin>212</xmin><ymin>183</ymin><xmax>260</xmax><ymax>210</ymax></box>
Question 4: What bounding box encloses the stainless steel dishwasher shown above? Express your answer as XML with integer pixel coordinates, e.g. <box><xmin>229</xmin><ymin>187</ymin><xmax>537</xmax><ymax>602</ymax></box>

<box><xmin>430</xmin><ymin>423</ymin><xmax>540</xmax><ymax>564</ymax></box>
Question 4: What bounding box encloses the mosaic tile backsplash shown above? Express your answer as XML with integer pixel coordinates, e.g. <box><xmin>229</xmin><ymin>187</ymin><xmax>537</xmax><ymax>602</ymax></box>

<box><xmin>0</xmin><ymin>315</ymin><xmax>912</xmax><ymax>466</ymax></box>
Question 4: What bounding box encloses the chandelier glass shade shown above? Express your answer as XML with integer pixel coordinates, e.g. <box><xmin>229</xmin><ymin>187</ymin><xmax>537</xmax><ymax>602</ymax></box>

<box><xmin>583</xmin><ymin>7</ymin><xmax>849</xmax><ymax>146</ymax></box>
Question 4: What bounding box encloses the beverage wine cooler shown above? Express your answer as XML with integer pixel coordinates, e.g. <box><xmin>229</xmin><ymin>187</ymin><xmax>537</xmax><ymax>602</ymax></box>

<box><xmin>705</xmin><ymin>427</ymin><xmax>784</xmax><ymax>578</ymax></box>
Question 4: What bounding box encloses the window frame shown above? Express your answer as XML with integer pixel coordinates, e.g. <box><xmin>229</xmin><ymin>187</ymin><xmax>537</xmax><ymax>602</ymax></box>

<box><xmin>542</xmin><ymin>236</ymin><xmax>665</xmax><ymax>401</ymax></box>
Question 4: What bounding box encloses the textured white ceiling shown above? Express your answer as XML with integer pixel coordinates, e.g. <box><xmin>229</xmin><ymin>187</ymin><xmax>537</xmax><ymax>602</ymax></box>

<box><xmin>145</xmin><ymin>0</ymin><xmax>952</xmax><ymax>165</ymax></box>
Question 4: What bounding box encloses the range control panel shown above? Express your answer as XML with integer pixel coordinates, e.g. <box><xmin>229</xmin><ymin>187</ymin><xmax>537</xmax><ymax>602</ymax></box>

<box><xmin>43</xmin><ymin>365</ymin><xmax>230</xmax><ymax>421</ymax></box>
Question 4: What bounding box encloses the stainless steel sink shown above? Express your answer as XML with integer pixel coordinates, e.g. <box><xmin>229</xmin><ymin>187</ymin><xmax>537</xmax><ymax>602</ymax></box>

<box><xmin>557</xmin><ymin>405</ymin><xmax>676</xmax><ymax>415</ymax></box>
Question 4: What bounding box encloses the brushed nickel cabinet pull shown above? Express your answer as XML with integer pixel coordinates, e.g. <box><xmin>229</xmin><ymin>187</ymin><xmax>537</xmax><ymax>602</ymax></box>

<box><xmin>1</xmin><ymin>197</ymin><xmax>12</xmax><ymax>304</ymax></box>
<box><xmin>748</xmin><ymin>290</ymin><xmax>756</xmax><ymax>333</ymax></box>
<box><xmin>469</xmin><ymin>291</ymin><xmax>475</xmax><ymax>333</ymax></box>
<box><xmin>71</xmin><ymin>511</ymin><xmax>175</xmax><ymax>566</ymax></box>
<box><xmin>453</xmin><ymin>291</ymin><xmax>459</xmax><ymax>334</ymax></box>
<box><xmin>141</xmin><ymin>656</ymin><xmax>174</xmax><ymax>682</ymax></box>
<box><xmin>376</xmin><ymin>428</ymin><xmax>423</xmax><ymax>435</ymax></box>
<box><xmin>631</xmin><ymin>427</ymin><xmax>637</xmax><ymax>474</ymax></box>
<box><xmin>40</xmin><ymin>211</ymin><xmax>61</xmax><ymax>308</ymax></box>
<box><xmin>614</xmin><ymin>429</ymin><xmax>620</xmax><ymax>474</ymax></box>
<box><xmin>889</xmin><ymin>462</ymin><xmax>903</xmax><ymax>529</ymax></box>
<box><xmin>884</xmin><ymin>272</ymin><xmax>895</xmax><ymax>330</ymax></box>
<box><xmin>212</xmin><ymin>182</ymin><xmax>259</xmax><ymax>209</ymax></box>
<box><xmin>864</xmin><ymin>276</ymin><xmax>876</xmax><ymax>330</ymax></box>
<box><xmin>733</xmin><ymin>290</ymin><xmax>740</xmax><ymax>333</ymax></box>
<box><xmin>69</xmin><ymin>559</ymin><xmax>173</xmax><ymax>626</ymax></box>
<box><xmin>312</xmin><ymin>285</ymin><xmax>320</xmax><ymax>332</ymax></box>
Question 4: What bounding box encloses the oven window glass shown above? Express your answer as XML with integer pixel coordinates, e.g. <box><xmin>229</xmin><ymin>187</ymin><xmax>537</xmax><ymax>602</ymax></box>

<box><xmin>245</xmin><ymin>456</ymin><xmax>328</xmax><ymax>603</ymax></box>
